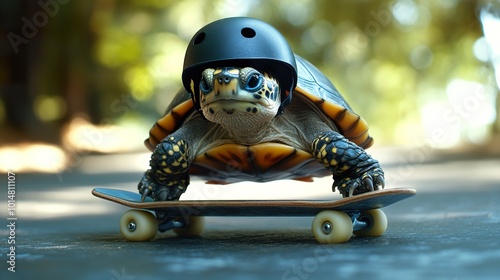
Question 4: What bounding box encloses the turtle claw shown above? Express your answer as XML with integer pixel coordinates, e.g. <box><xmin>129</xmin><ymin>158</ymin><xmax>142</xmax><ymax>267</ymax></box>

<box><xmin>137</xmin><ymin>169</ymin><xmax>189</xmax><ymax>202</ymax></box>
<box><xmin>348</xmin><ymin>181</ymin><xmax>359</xmax><ymax>197</ymax></box>
<box><xmin>138</xmin><ymin>169</ymin><xmax>155</xmax><ymax>202</ymax></box>
<box><xmin>334</xmin><ymin>168</ymin><xmax>385</xmax><ymax>198</ymax></box>
<box><xmin>141</xmin><ymin>188</ymin><xmax>151</xmax><ymax>202</ymax></box>
<box><xmin>374</xmin><ymin>175</ymin><xmax>385</xmax><ymax>190</ymax></box>
<box><xmin>363</xmin><ymin>177</ymin><xmax>374</xmax><ymax>192</ymax></box>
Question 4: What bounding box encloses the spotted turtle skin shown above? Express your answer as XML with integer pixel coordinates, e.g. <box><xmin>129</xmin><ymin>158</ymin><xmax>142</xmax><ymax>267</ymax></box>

<box><xmin>140</xmin><ymin>55</ymin><xmax>384</xmax><ymax>200</ymax></box>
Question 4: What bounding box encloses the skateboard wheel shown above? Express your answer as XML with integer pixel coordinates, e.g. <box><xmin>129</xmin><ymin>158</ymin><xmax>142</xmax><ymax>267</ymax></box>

<box><xmin>312</xmin><ymin>210</ymin><xmax>353</xmax><ymax>244</ymax></box>
<box><xmin>120</xmin><ymin>210</ymin><xmax>158</xmax><ymax>241</ymax></box>
<box><xmin>353</xmin><ymin>209</ymin><xmax>387</xmax><ymax>237</ymax></box>
<box><xmin>173</xmin><ymin>216</ymin><xmax>205</xmax><ymax>237</ymax></box>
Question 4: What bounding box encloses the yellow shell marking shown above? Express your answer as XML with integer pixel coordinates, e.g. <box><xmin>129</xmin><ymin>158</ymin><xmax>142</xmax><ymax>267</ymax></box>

<box><xmin>188</xmin><ymin>143</ymin><xmax>330</xmax><ymax>184</ymax></box>
<box><xmin>295</xmin><ymin>88</ymin><xmax>373</xmax><ymax>149</ymax></box>
<box><xmin>145</xmin><ymin>100</ymin><xmax>195</xmax><ymax>151</ymax></box>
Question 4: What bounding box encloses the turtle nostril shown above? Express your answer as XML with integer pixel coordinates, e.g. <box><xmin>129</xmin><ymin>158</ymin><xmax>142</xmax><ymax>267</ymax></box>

<box><xmin>218</xmin><ymin>72</ymin><xmax>233</xmax><ymax>84</ymax></box>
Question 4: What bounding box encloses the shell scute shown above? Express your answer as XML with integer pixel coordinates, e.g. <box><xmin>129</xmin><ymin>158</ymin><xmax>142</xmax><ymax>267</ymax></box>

<box><xmin>295</xmin><ymin>55</ymin><xmax>373</xmax><ymax>148</ymax></box>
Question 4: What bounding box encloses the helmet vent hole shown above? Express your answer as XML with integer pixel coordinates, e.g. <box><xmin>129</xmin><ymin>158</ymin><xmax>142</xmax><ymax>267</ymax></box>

<box><xmin>193</xmin><ymin>32</ymin><xmax>206</xmax><ymax>45</ymax></box>
<box><xmin>241</xmin><ymin>27</ymin><xmax>256</xmax><ymax>38</ymax></box>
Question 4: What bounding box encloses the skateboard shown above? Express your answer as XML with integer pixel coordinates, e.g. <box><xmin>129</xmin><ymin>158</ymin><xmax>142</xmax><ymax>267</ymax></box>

<box><xmin>92</xmin><ymin>187</ymin><xmax>416</xmax><ymax>244</ymax></box>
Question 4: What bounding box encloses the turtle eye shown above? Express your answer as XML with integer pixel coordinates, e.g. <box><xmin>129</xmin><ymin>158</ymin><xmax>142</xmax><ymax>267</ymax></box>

<box><xmin>200</xmin><ymin>78</ymin><xmax>211</xmax><ymax>95</ymax></box>
<box><xmin>200</xmin><ymin>69</ymin><xmax>214</xmax><ymax>95</ymax></box>
<box><xmin>244</xmin><ymin>72</ymin><xmax>263</xmax><ymax>92</ymax></box>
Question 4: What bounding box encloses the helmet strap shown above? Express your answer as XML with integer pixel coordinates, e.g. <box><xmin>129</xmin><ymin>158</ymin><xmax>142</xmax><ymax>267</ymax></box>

<box><xmin>276</xmin><ymin>82</ymin><xmax>294</xmax><ymax>116</ymax></box>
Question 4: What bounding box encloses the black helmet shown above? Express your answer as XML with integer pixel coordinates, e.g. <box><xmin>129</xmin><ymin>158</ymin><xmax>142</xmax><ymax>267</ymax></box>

<box><xmin>182</xmin><ymin>17</ymin><xmax>297</xmax><ymax>115</ymax></box>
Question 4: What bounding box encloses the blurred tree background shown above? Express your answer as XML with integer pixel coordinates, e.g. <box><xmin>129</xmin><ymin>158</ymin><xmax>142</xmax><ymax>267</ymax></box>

<box><xmin>0</xmin><ymin>0</ymin><xmax>499</xmax><ymax>171</ymax></box>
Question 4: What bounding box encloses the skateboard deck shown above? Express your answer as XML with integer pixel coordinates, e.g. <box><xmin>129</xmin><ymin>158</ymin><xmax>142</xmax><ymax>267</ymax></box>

<box><xmin>92</xmin><ymin>187</ymin><xmax>416</xmax><ymax>244</ymax></box>
<box><xmin>92</xmin><ymin>187</ymin><xmax>416</xmax><ymax>217</ymax></box>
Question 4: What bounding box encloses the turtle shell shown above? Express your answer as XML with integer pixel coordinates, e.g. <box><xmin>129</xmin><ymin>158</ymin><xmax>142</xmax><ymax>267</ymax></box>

<box><xmin>144</xmin><ymin>55</ymin><xmax>373</xmax><ymax>183</ymax></box>
<box><xmin>293</xmin><ymin>55</ymin><xmax>373</xmax><ymax>149</ymax></box>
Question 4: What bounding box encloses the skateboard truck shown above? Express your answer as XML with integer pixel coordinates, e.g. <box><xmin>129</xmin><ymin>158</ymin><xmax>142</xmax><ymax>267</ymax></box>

<box><xmin>349</xmin><ymin>211</ymin><xmax>369</xmax><ymax>231</ymax></box>
<box><xmin>158</xmin><ymin>218</ymin><xmax>186</xmax><ymax>232</ymax></box>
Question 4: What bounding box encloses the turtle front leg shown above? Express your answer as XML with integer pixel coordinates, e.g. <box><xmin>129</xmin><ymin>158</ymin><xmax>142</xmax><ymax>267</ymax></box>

<box><xmin>312</xmin><ymin>131</ymin><xmax>385</xmax><ymax>197</ymax></box>
<box><xmin>138</xmin><ymin>136</ymin><xmax>190</xmax><ymax>201</ymax></box>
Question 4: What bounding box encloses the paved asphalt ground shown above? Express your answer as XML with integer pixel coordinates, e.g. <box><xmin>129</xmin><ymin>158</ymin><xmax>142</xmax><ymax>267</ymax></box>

<box><xmin>1</xmin><ymin>147</ymin><xmax>500</xmax><ymax>279</ymax></box>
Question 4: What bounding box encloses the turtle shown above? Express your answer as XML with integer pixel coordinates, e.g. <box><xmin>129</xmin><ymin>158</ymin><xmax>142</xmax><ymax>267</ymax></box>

<box><xmin>138</xmin><ymin>17</ymin><xmax>384</xmax><ymax>202</ymax></box>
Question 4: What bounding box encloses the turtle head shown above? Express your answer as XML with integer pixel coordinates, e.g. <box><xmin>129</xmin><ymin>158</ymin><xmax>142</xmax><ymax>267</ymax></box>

<box><xmin>198</xmin><ymin>67</ymin><xmax>280</xmax><ymax>127</ymax></box>
<box><xmin>182</xmin><ymin>17</ymin><xmax>298</xmax><ymax>120</ymax></box>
